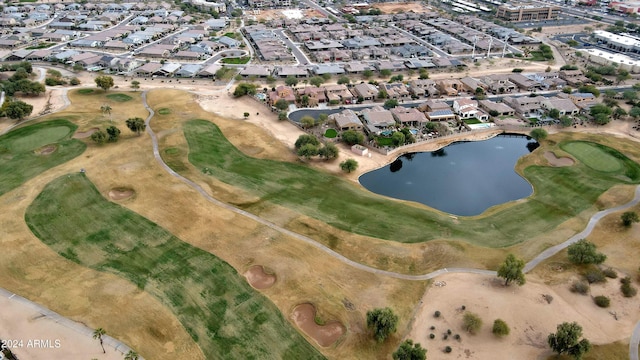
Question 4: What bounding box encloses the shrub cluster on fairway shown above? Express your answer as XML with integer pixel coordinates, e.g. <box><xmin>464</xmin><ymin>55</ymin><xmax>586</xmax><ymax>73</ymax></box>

<box><xmin>0</xmin><ymin>119</ymin><xmax>85</xmax><ymax>196</ymax></box>
<box><xmin>25</xmin><ymin>174</ymin><xmax>324</xmax><ymax>360</ymax></box>
<box><xmin>180</xmin><ymin>121</ymin><xmax>640</xmax><ymax>248</ymax></box>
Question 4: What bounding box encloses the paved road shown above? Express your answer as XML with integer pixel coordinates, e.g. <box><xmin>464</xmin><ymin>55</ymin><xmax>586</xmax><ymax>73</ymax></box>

<box><xmin>631</xmin><ymin>321</ymin><xmax>640</xmax><ymax>360</ymax></box>
<box><xmin>0</xmin><ymin>287</ymin><xmax>141</xmax><ymax>358</ymax></box>
<box><xmin>275</xmin><ymin>29</ymin><xmax>311</xmax><ymax>65</ymax></box>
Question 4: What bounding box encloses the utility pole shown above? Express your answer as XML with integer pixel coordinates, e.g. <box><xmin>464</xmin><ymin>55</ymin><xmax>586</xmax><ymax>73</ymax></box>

<box><xmin>471</xmin><ymin>35</ymin><xmax>478</xmax><ymax>59</ymax></box>
<box><xmin>502</xmin><ymin>35</ymin><xmax>509</xmax><ymax>58</ymax></box>
<box><xmin>486</xmin><ymin>36</ymin><xmax>493</xmax><ymax>58</ymax></box>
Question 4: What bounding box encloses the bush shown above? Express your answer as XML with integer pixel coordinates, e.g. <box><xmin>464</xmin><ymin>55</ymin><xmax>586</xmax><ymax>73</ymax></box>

<box><xmin>585</xmin><ymin>269</ymin><xmax>606</xmax><ymax>284</ymax></box>
<box><xmin>621</xmin><ymin>277</ymin><xmax>637</xmax><ymax>297</ymax></box>
<box><xmin>444</xmin><ymin>346</ymin><xmax>452</xmax><ymax>353</ymax></box>
<box><xmin>602</xmin><ymin>268</ymin><xmax>618</xmax><ymax>279</ymax></box>
<box><xmin>462</xmin><ymin>312</ymin><xmax>482</xmax><ymax>334</ymax></box>
<box><xmin>447</xmin><ymin>329</ymin><xmax>452</xmax><ymax>335</ymax></box>
<box><xmin>454</xmin><ymin>334</ymin><xmax>461</xmax><ymax>341</ymax></box>
<box><xmin>434</xmin><ymin>311</ymin><xmax>441</xmax><ymax>318</ymax></box>
<box><xmin>492</xmin><ymin>319</ymin><xmax>510</xmax><ymax>337</ymax></box>
<box><xmin>429</xmin><ymin>333</ymin><xmax>435</xmax><ymax>339</ymax></box>
<box><xmin>593</xmin><ymin>295</ymin><xmax>610</xmax><ymax>308</ymax></box>
<box><xmin>443</xmin><ymin>334</ymin><xmax>448</xmax><ymax>340</ymax></box>
<box><xmin>570</xmin><ymin>281</ymin><xmax>590</xmax><ymax>295</ymax></box>
<box><xmin>430</xmin><ymin>326</ymin><xmax>435</xmax><ymax>330</ymax></box>
<box><xmin>69</xmin><ymin>77</ymin><xmax>80</xmax><ymax>85</ymax></box>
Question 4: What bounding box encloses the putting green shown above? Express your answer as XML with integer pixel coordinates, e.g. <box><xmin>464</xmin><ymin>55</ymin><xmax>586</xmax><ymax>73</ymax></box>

<box><xmin>106</xmin><ymin>93</ymin><xmax>133</xmax><ymax>102</ymax></box>
<box><xmin>25</xmin><ymin>173</ymin><xmax>324</xmax><ymax>360</ymax></box>
<box><xmin>562</xmin><ymin>141</ymin><xmax>622</xmax><ymax>172</ymax></box>
<box><xmin>0</xmin><ymin>119</ymin><xmax>85</xmax><ymax>196</ymax></box>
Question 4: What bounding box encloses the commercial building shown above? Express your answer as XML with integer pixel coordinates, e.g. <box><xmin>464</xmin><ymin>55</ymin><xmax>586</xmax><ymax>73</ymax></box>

<box><xmin>496</xmin><ymin>3</ymin><xmax>560</xmax><ymax>22</ymax></box>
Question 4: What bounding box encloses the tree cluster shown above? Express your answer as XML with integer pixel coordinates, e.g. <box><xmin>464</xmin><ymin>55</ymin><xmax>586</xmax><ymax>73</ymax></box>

<box><xmin>233</xmin><ymin>82</ymin><xmax>258</xmax><ymax>97</ymax></box>
<box><xmin>366</xmin><ymin>307</ymin><xmax>398</xmax><ymax>342</ymax></box>
<box><xmin>547</xmin><ymin>322</ymin><xmax>591</xmax><ymax>360</ymax></box>
<box><xmin>90</xmin><ymin>126</ymin><xmax>121</xmax><ymax>145</ymax></box>
<box><xmin>567</xmin><ymin>239</ymin><xmax>606</xmax><ymax>265</ymax></box>
<box><xmin>294</xmin><ymin>134</ymin><xmax>338</xmax><ymax>160</ymax></box>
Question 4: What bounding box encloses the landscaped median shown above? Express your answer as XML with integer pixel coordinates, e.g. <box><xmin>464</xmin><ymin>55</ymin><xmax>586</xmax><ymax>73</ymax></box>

<box><xmin>0</xmin><ymin>119</ymin><xmax>86</xmax><ymax>196</ymax></box>
<box><xmin>25</xmin><ymin>173</ymin><xmax>324</xmax><ymax>360</ymax></box>
<box><xmin>180</xmin><ymin>119</ymin><xmax>640</xmax><ymax>248</ymax></box>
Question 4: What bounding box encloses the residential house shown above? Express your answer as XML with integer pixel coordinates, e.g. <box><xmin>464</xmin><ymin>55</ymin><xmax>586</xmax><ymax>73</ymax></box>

<box><xmin>460</xmin><ymin>76</ymin><xmax>487</xmax><ymax>93</ymax></box>
<box><xmin>390</xmin><ymin>107</ymin><xmax>428</xmax><ymax>126</ymax></box>
<box><xmin>176</xmin><ymin>64</ymin><xmax>203</xmax><ymax>77</ymax></box>
<box><xmin>297</xmin><ymin>86</ymin><xmax>327</xmax><ymax>107</ymax></box>
<box><xmin>453</xmin><ymin>98</ymin><xmax>488</xmax><ymax>120</ymax></box>
<box><xmin>478</xmin><ymin>100</ymin><xmax>515</xmax><ymax>116</ymax></box>
<box><xmin>408</xmin><ymin>79</ymin><xmax>438</xmax><ymax>98</ymax></box>
<box><xmin>352</xmin><ymin>83</ymin><xmax>379</xmax><ymax>101</ymax></box>
<box><xmin>437</xmin><ymin>79</ymin><xmax>464</xmax><ymax>96</ymax></box>
<box><xmin>329</xmin><ymin>109</ymin><xmax>364</xmax><ymax>131</ymax></box>
<box><xmin>323</xmin><ymin>84</ymin><xmax>353</xmax><ymax>104</ymax></box>
<box><xmin>361</xmin><ymin>105</ymin><xmax>396</xmax><ymax>132</ymax></box>
<box><xmin>240</xmin><ymin>65</ymin><xmax>272</xmax><ymax>78</ymax></box>
<box><xmin>381</xmin><ymin>82</ymin><xmax>410</xmax><ymax>99</ymax></box>
<box><xmin>502</xmin><ymin>96</ymin><xmax>543</xmax><ymax>118</ymax></box>
<box><xmin>276</xmin><ymin>65</ymin><xmax>308</xmax><ymax>78</ymax></box>
<box><xmin>482</xmin><ymin>74</ymin><xmax>516</xmax><ymax>94</ymax></box>
<box><xmin>508</xmin><ymin>73</ymin><xmax>542</xmax><ymax>92</ymax></box>
<box><xmin>269</xmin><ymin>85</ymin><xmax>296</xmax><ymax>106</ymax></box>
<box><xmin>542</xmin><ymin>96</ymin><xmax>579</xmax><ymax>116</ymax></box>
<box><xmin>568</xmin><ymin>92</ymin><xmax>597</xmax><ymax>111</ymax></box>
<box><xmin>419</xmin><ymin>100</ymin><xmax>457</xmax><ymax>122</ymax></box>
<box><xmin>559</xmin><ymin>70</ymin><xmax>590</xmax><ymax>86</ymax></box>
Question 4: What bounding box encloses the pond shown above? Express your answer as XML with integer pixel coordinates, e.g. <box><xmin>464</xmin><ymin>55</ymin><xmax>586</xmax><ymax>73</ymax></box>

<box><xmin>358</xmin><ymin>134</ymin><xmax>538</xmax><ymax>216</ymax></box>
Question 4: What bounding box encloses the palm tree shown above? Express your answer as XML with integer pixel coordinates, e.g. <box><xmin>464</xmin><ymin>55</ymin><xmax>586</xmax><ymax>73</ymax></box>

<box><xmin>92</xmin><ymin>328</ymin><xmax>106</xmax><ymax>353</ymax></box>
<box><xmin>100</xmin><ymin>104</ymin><xmax>112</xmax><ymax>121</ymax></box>
<box><xmin>124</xmin><ymin>350</ymin><xmax>139</xmax><ymax>360</ymax></box>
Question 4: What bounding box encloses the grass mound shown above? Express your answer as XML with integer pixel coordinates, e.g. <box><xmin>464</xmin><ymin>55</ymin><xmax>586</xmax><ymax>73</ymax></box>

<box><xmin>157</xmin><ymin>108</ymin><xmax>171</xmax><ymax>115</ymax></box>
<box><xmin>25</xmin><ymin>173</ymin><xmax>323</xmax><ymax>360</ymax></box>
<box><xmin>0</xmin><ymin>119</ymin><xmax>85</xmax><ymax>196</ymax></box>
<box><xmin>180</xmin><ymin>120</ymin><xmax>640</xmax><ymax>247</ymax></box>
<box><xmin>106</xmin><ymin>93</ymin><xmax>133</xmax><ymax>102</ymax></box>
<box><xmin>77</xmin><ymin>88</ymin><xmax>94</xmax><ymax>95</ymax></box>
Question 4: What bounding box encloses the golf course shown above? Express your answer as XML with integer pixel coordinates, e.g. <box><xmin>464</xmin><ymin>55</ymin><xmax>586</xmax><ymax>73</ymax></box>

<box><xmin>1</xmin><ymin>85</ymin><xmax>640</xmax><ymax>359</ymax></box>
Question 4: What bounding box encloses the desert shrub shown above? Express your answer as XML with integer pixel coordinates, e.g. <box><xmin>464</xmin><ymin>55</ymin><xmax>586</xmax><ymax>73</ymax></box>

<box><xmin>454</xmin><ymin>334</ymin><xmax>461</xmax><ymax>341</ymax></box>
<box><xmin>570</xmin><ymin>281</ymin><xmax>590</xmax><ymax>295</ymax></box>
<box><xmin>492</xmin><ymin>319</ymin><xmax>510</xmax><ymax>337</ymax></box>
<box><xmin>434</xmin><ymin>311</ymin><xmax>441</xmax><ymax>318</ymax></box>
<box><xmin>602</xmin><ymin>268</ymin><xmax>618</xmax><ymax>279</ymax></box>
<box><xmin>621</xmin><ymin>277</ymin><xmax>638</xmax><ymax>297</ymax></box>
<box><xmin>585</xmin><ymin>269</ymin><xmax>606</xmax><ymax>284</ymax></box>
<box><xmin>593</xmin><ymin>295</ymin><xmax>610</xmax><ymax>308</ymax></box>
<box><xmin>444</xmin><ymin>346</ymin><xmax>452</xmax><ymax>353</ymax></box>
<box><xmin>430</xmin><ymin>326</ymin><xmax>435</xmax><ymax>330</ymax></box>
<box><xmin>447</xmin><ymin>329</ymin><xmax>452</xmax><ymax>335</ymax></box>
<box><xmin>429</xmin><ymin>333</ymin><xmax>435</xmax><ymax>339</ymax></box>
<box><xmin>462</xmin><ymin>312</ymin><xmax>483</xmax><ymax>334</ymax></box>
<box><xmin>443</xmin><ymin>334</ymin><xmax>448</xmax><ymax>340</ymax></box>
<box><xmin>542</xmin><ymin>294</ymin><xmax>554</xmax><ymax>304</ymax></box>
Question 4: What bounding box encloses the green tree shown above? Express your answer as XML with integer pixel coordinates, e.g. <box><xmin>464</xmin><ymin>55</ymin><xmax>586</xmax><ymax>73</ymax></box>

<box><xmin>419</xmin><ymin>69</ymin><xmax>429</xmax><ymax>79</ymax></box>
<box><xmin>294</xmin><ymin>134</ymin><xmax>320</xmax><ymax>149</ymax></box>
<box><xmin>616</xmin><ymin>69</ymin><xmax>631</xmax><ymax>84</ymax></box>
<box><xmin>278</xmin><ymin>111</ymin><xmax>288</xmax><ymax>121</ymax></box>
<box><xmin>106</xmin><ymin>126</ymin><xmax>120</xmax><ymax>142</ymax></box>
<box><xmin>233</xmin><ymin>82</ymin><xmax>257</xmax><ymax>97</ymax></box>
<box><xmin>377</xmin><ymin>90</ymin><xmax>388</xmax><ymax>99</ymax></box>
<box><xmin>630</xmin><ymin>107</ymin><xmax>640</xmax><ymax>120</ymax></box>
<box><xmin>341</xmin><ymin>130</ymin><xmax>364</xmax><ymax>145</ymax></box>
<box><xmin>366</xmin><ymin>307</ymin><xmax>398</xmax><ymax>342</ymax></box>
<box><xmin>309</xmin><ymin>76</ymin><xmax>325</xmax><ymax>87</ymax></box>
<box><xmin>393</xmin><ymin>339</ymin><xmax>426</xmax><ymax>360</ymax></box>
<box><xmin>559</xmin><ymin>115</ymin><xmax>573</xmax><ymax>127</ymax></box>
<box><xmin>94</xmin><ymin>75</ymin><xmax>114</xmax><ymax>92</ymax></box>
<box><xmin>243</xmin><ymin>112</ymin><xmax>250</xmax><ymax>118</ymax></box>
<box><xmin>300</xmin><ymin>115</ymin><xmax>316</xmax><ymax>129</ymax></box>
<box><xmin>318</xmin><ymin>113</ymin><xmax>328</xmax><ymax>124</ymax></box>
<box><xmin>124</xmin><ymin>350</ymin><xmax>139</xmax><ymax>360</ymax></box>
<box><xmin>297</xmin><ymin>143</ymin><xmax>318</xmax><ymax>159</ymax></box>
<box><xmin>613</xmin><ymin>107</ymin><xmax>627</xmax><ymax>119</ymax></box>
<box><xmin>548</xmin><ymin>108</ymin><xmax>560</xmax><ymax>119</ymax></box>
<box><xmin>3</xmin><ymin>100</ymin><xmax>33</xmax><ymax>120</ymax></box>
<box><xmin>621</xmin><ymin>211</ymin><xmax>639</xmax><ymax>227</ymax></box>
<box><xmin>562</xmin><ymin>87</ymin><xmax>573</xmax><ymax>94</ymax></box>
<box><xmin>318</xmin><ymin>142</ymin><xmax>339</xmax><ymax>160</ymax></box>
<box><xmin>285</xmin><ymin>76</ymin><xmax>298</xmax><ymax>87</ymax></box>
<box><xmin>497</xmin><ymin>254</ymin><xmax>526</xmax><ymax>286</ymax></box>
<box><xmin>462</xmin><ymin>312</ymin><xmax>483</xmax><ymax>334</ymax></box>
<box><xmin>391</xmin><ymin>131</ymin><xmax>405</xmax><ymax>146</ymax></box>
<box><xmin>578</xmin><ymin>85</ymin><xmax>600</xmax><ymax>98</ymax></box>
<box><xmin>529</xmin><ymin>128</ymin><xmax>547</xmax><ymax>141</ymax></box>
<box><xmin>623</xmin><ymin>90</ymin><xmax>637</xmax><ymax>102</ymax></box>
<box><xmin>362</xmin><ymin>69</ymin><xmax>374</xmax><ymax>79</ymax></box>
<box><xmin>567</xmin><ymin>239</ymin><xmax>606</xmax><ymax>265</ymax></box>
<box><xmin>91</xmin><ymin>129</ymin><xmax>107</xmax><ymax>145</ymax></box>
<box><xmin>299</xmin><ymin>95</ymin><xmax>310</xmax><ymax>107</ymax></box>
<box><xmin>93</xmin><ymin>328</ymin><xmax>106</xmax><ymax>353</ymax></box>
<box><xmin>380</xmin><ymin>69</ymin><xmax>392</xmax><ymax>77</ymax></box>
<box><xmin>492</xmin><ymin>319</ymin><xmax>510</xmax><ymax>337</ymax></box>
<box><xmin>384</xmin><ymin>99</ymin><xmax>398</xmax><ymax>108</ymax></box>
<box><xmin>337</xmin><ymin>76</ymin><xmax>350</xmax><ymax>85</ymax></box>
<box><xmin>340</xmin><ymin>158</ymin><xmax>359</xmax><ymax>173</ymax></box>
<box><xmin>130</xmin><ymin>80</ymin><xmax>140</xmax><ymax>91</ymax></box>
<box><xmin>547</xmin><ymin>322</ymin><xmax>591</xmax><ymax>360</ymax></box>
<box><xmin>125</xmin><ymin>117</ymin><xmax>146</xmax><ymax>136</ymax></box>
<box><xmin>274</xmin><ymin>99</ymin><xmax>289</xmax><ymax>111</ymax></box>
<box><xmin>101</xmin><ymin>104</ymin><xmax>112</xmax><ymax>120</ymax></box>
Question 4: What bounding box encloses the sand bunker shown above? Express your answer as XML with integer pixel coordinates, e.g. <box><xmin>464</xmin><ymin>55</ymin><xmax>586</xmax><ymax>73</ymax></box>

<box><xmin>108</xmin><ymin>188</ymin><xmax>135</xmax><ymax>200</ymax></box>
<box><xmin>292</xmin><ymin>303</ymin><xmax>345</xmax><ymax>347</ymax></box>
<box><xmin>244</xmin><ymin>265</ymin><xmax>276</xmax><ymax>289</ymax></box>
<box><xmin>72</xmin><ymin>127</ymin><xmax>99</xmax><ymax>139</ymax></box>
<box><xmin>544</xmin><ymin>151</ymin><xmax>575</xmax><ymax>167</ymax></box>
<box><xmin>36</xmin><ymin>144</ymin><xmax>57</xmax><ymax>155</ymax></box>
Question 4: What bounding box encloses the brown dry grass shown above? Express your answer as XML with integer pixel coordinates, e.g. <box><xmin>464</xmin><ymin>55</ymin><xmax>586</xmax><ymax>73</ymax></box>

<box><xmin>373</xmin><ymin>2</ymin><xmax>433</xmax><ymax>14</ymax></box>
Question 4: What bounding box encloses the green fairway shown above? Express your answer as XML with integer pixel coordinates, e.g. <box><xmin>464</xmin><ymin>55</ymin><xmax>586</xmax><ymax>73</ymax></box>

<box><xmin>25</xmin><ymin>173</ymin><xmax>324</xmax><ymax>360</ymax></box>
<box><xmin>181</xmin><ymin>120</ymin><xmax>640</xmax><ymax>247</ymax></box>
<box><xmin>562</xmin><ymin>141</ymin><xmax>623</xmax><ymax>172</ymax></box>
<box><xmin>0</xmin><ymin>119</ymin><xmax>86</xmax><ymax>196</ymax></box>
<box><xmin>106</xmin><ymin>93</ymin><xmax>133</xmax><ymax>102</ymax></box>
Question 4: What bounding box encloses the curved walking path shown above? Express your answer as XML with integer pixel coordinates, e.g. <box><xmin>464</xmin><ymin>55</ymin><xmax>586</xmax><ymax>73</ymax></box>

<box><xmin>631</xmin><ymin>321</ymin><xmax>640</xmax><ymax>360</ymax></box>
<box><xmin>0</xmin><ymin>287</ymin><xmax>140</xmax><ymax>358</ymax></box>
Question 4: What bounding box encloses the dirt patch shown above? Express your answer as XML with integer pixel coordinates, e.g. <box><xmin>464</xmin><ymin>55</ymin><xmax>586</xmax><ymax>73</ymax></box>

<box><xmin>244</xmin><ymin>265</ymin><xmax>276</xmax><ymax>290</ymax></box>
<box><xmin>292</xmin><ymin>303</ymin><xmax>346</xmax><ymax>347</ymax></box>
<box><xmin>373</xmin><ymin>2</ymin><xmax>433</xmax><ymax>14</ymax></box>
<box><xmin>544</xmin><ymin>151</ymin><xmax>575</xmax><ymax>167</ymax></box>
<box><xmin>108</xmin><ymin>187</ymin><xmax>135</xmax><ymax>201</ymax></box>
<box><xmin>36</xmin><ymin>144</ymin><xmax>57</xmax><ymax>155</ymax></box>
<box><xmin>73</xmin><ymin>127</ymin><xmax>99</xmax><ymax>139</ymax></box>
